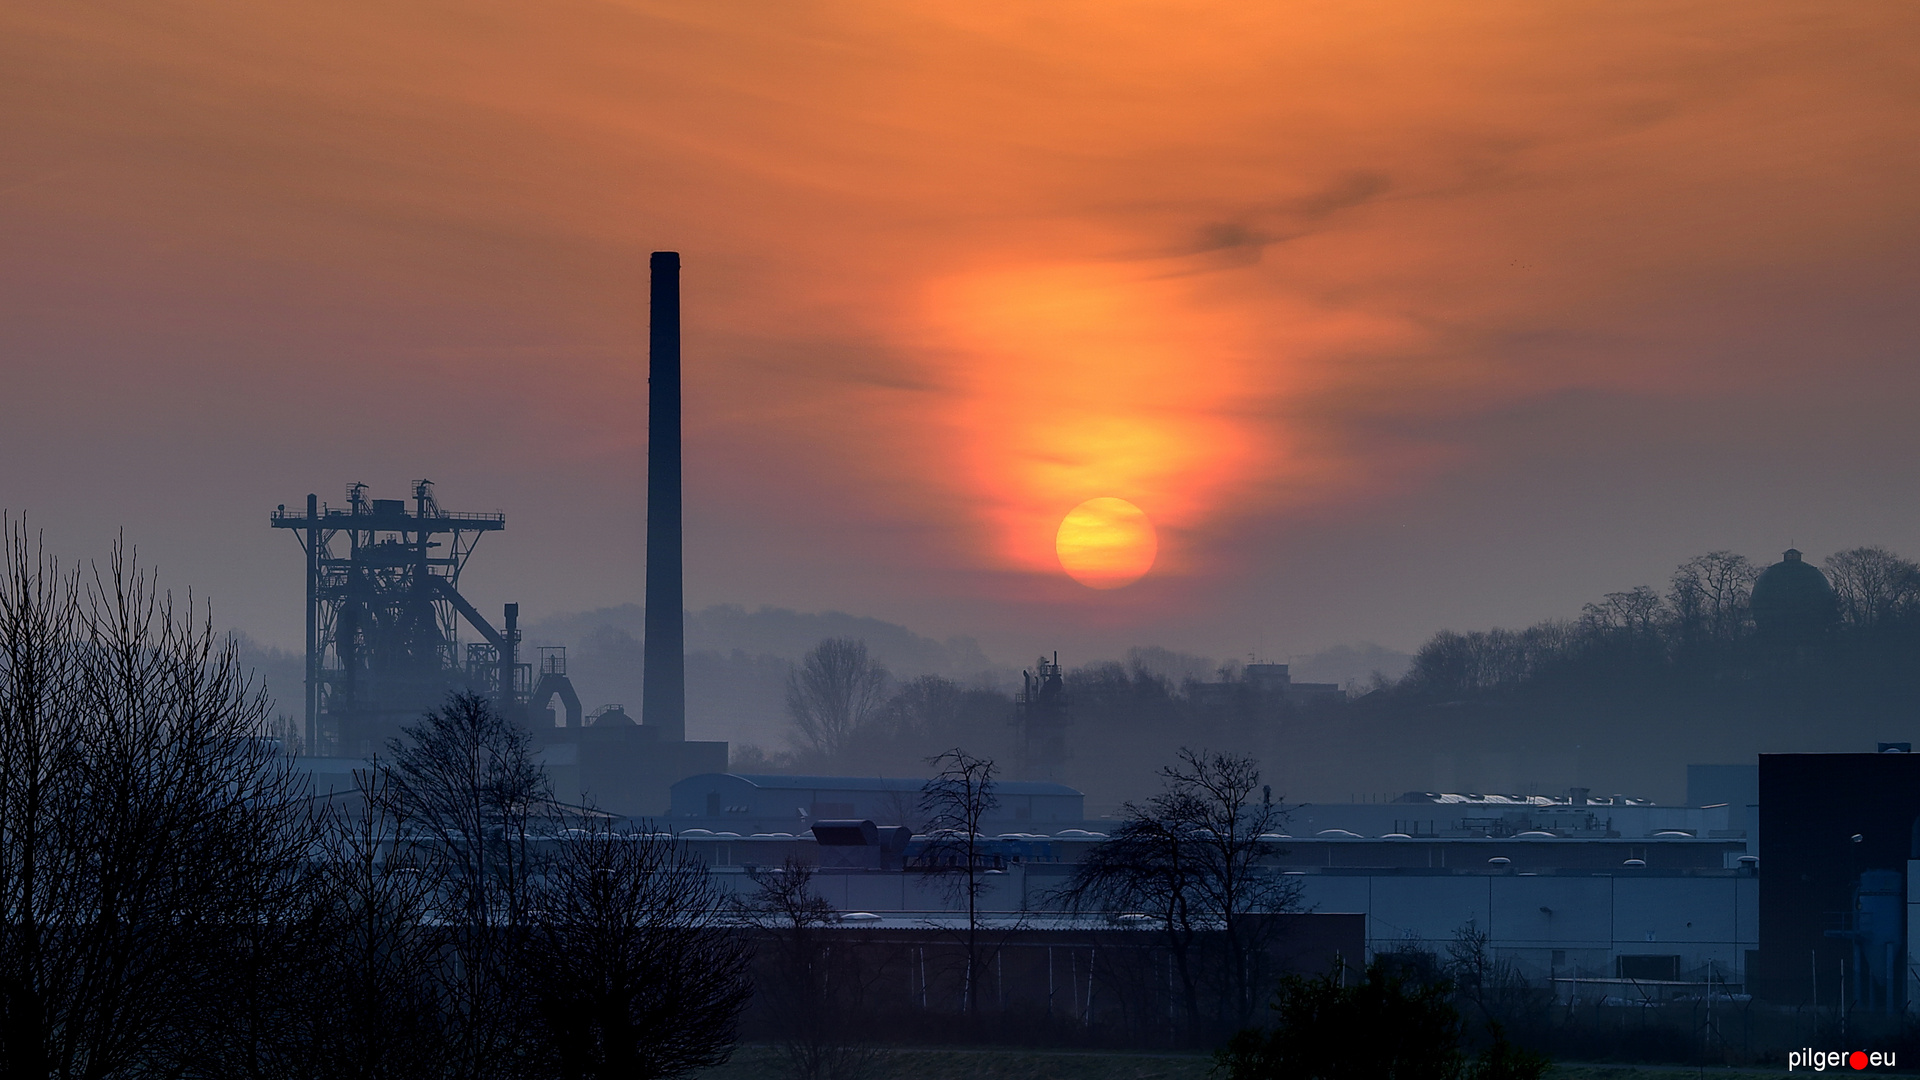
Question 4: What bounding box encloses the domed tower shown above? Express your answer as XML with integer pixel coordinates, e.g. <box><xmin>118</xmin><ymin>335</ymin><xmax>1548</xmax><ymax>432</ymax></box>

<box><xmin>1750</xmin><ymin>548</ymin><xmax>1837</xmax><ymax>640</ymax></box>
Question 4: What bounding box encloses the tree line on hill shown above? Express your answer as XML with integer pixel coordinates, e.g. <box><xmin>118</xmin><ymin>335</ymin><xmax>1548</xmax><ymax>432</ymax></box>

<box><xmin>729</xmin><ymin>638</ymin><xmax>1348</xmax><ymax>811</ymax></box>
<box><xmin>1400</xmin><ymin>546</ymin><xmax>1920</xmax><ymax>697</ymax></box>
<box><xmin>1346</xmin><ymin>544</ymin><xmax>1920</xmax><ymax>799</ymax></box>
<box><xmin>740</xmin><ymin>544</ymin><xmax>1920</xmax><ymax>805</ymax></box>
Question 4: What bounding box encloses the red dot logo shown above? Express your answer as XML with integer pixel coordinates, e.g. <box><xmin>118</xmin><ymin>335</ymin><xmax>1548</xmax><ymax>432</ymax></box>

<box><xmin>1851</xmin><ymin>1050</ymin><xmax>1868</xmax><ymax>1070</ymax></box>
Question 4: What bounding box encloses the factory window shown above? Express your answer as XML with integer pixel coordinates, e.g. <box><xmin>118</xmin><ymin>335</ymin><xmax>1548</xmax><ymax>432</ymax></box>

<box><xmin>1617</xmin><ymin>955</ymin><xmax>1679</xmax><ymax>982</ymax></box>
<box><xmin>813</xmin><ymin>801</ymin><xmax>856</xmax><ymax>818</ymax></box>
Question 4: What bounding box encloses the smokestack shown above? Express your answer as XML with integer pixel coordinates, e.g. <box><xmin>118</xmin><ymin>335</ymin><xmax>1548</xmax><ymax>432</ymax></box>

<box><xmin>643</xmin><ymin>251</ymin><xmax>686</xmax><ymax>741</ymax></box>
<box><xmin>500</xmin><ymin>602</ymin><xmax>518</xmax><ymax>719</ymax></box>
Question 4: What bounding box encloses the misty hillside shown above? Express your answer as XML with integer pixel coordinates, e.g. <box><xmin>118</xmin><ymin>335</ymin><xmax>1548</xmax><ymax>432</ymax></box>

<box><xmin>235</xmin><ymin>599</ymin><xmax>1414</xmax><ymax>807</ymax></box>
<box><xmin>518</xmin><ymin>605</ymin><xmax>1411</xmax><ymax>770</ymax></box>
<box><xmin>1322</xmin><ymin>546</ymin><xmax>1920</xmax><ymax>803</ymax></box>
<box><xmin>524</xmin><ymin>604</ymin><xmax>1004</xmax><ymax>749</ymax></box>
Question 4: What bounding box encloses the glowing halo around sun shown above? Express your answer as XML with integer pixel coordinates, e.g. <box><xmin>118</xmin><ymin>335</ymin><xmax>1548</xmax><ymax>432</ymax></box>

<box><xmin>1055</xmin><ymin>498</ymin><xmax>1158</xmax><ymax>589</ymax></box>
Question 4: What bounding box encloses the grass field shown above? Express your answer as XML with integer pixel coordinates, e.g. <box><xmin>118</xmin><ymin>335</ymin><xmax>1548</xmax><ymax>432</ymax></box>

<box><xmin>695</xmin><ymin>1046</ymin><xmax>1797</xmax><ymax>1080</ymax></box>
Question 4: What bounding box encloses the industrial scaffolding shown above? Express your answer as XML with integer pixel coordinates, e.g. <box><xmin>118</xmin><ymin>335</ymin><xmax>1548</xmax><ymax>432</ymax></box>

<box><xmin>270</xmin><ymin>480</ymin><xmax>532</xmax><ymax>756</ymax></box>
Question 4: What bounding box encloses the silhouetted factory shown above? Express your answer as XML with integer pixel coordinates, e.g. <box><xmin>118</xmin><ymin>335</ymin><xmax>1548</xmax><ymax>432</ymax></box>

<box><xmin>272</xmin><ymin>252</ymin><xmax>722</xmax><ymax>814</ymax></box>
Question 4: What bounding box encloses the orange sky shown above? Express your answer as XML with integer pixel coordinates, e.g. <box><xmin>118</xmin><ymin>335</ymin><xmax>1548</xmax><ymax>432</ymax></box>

<box><xmin>4</xmin><ymin>1</ymin><xmax>1919</xmax><ymax>666</ymax></box>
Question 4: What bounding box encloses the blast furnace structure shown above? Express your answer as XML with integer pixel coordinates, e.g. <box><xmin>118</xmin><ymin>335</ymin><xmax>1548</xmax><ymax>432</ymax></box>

<box><xmin>270</xmin><ymin>479</ymin><xmax>529</xmax><ymax>757</ymax></box>
<box><xmin>268</xmin><ymin>251</ymin><xmax>724</xmax><ymax>814</ymax></box>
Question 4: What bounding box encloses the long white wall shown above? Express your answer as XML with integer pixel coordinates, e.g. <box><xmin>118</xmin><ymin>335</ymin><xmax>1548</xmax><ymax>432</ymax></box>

<box><xmin>1298</xmin><ymin>871</ymin><xmax>1757</xmax><ymax>984</ymax></box>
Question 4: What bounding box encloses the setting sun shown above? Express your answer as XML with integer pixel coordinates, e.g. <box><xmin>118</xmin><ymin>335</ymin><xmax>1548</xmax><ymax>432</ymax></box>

<box><xmin>1055</xmin><ymin>497</ymin><xmax>1157</xmax><ymax>589</ymax></box>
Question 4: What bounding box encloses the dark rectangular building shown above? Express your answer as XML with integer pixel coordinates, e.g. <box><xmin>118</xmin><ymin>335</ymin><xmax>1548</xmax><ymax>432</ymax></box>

<box><xmin>1755</xmin><ymin>751</ymin><xmax>1920</xmax><ymax>1006</ymax></box>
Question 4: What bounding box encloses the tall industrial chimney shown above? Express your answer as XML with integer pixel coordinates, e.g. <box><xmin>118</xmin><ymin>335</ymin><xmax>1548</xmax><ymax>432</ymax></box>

<box><xmin>643</xmin><ymin>251</ymin><xmax>687</xmax><ymax>741</ymax></box>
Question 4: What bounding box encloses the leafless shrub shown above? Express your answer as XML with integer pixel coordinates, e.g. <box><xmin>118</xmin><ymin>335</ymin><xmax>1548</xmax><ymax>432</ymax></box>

<box><xmin>524</xmin><ymin>824</ymin><xmax>752</xmax><ymax>1080</ymax></box>
<box><xmin>738</xmin><ymin>858</ymin><xmax>879</xmax><ymax>1080</ymax></box>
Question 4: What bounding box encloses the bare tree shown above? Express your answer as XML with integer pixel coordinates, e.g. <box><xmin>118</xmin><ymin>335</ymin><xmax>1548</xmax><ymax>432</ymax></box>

<box><xmin>1061</xmin><ymin>748</ymin><xmax>1298</xmax><ymax>1041</ymax></box>
<box><xmin>738</xmin><ymin>858</ymin><xmax>876</xmax><ymax>1080</ymax></box>
<box><xmin>918</xmin><ymin>748</ymin><xmax>998</xmax><ymax>1017</ymax></box>
<box><xmin>1668</xmin><ymin>551</ymin><xmax>1757</xmax><ymax>645</ymax></box>
<box><xmin>291</xmin><ymin>765</ymin><xmax>451</xmax><ymax>1080</ymax></box>
<box><xmin>1825</xmin><ymin>546</ymin><xmax>1920</xmax><ymax>631</ymax></box>
<box><xmin>875</xmin><ymin>674</ymin><xmax>966</xmax><ymax>744</ymax></box>
<box><xmin>380</xmin><ymin>691</ymin><xmax>553</xmax><ymax>1080</ymax></box>
<box><xmin>1579</xmin><ymin>586</ymin><xmax>1668</xmax><ymax>637</ymax></box>
<box><xmin>523</xmin><ymin>824</ymin><xmax>751</xmax><ymax>1080</ymax></box>
<box><xmin>1445</xmin><ymin>919</ymin><xmax>1548</xmax><ymax>1045</ymax></box>
<box><xmin>1405</xmin><ymin>624</ymin><xmax>1575</xmax><ymax>695</ymax></box>
<box><xmin>1157</xmin><ymin>749</ymin><xmax>1300</xmax><ymax>1029</ymax></box>
<box><xmin>1407</xmin><ymin>629</ymin><xmax>1485</xmax><ymax>696</ymax></box>
<box><xmin>0</xmin><ymin>526</ymin><xmax>315</xmax><ymax>1079</ymax></box>
<box><xmin>1061</xmin><ymin>803</ymin><xmax>1207</xmax><ymax>1035</ymax></box>
<box><xmin>785</xmin><ymin>639</ymin><xmax>888</xmax><ymax>760</ymax></box>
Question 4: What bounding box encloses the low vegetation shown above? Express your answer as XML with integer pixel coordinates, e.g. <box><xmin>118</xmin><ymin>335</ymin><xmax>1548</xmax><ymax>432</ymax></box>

<box><xmin>0</xmin><ymin>526</ymin><xmax>751</xmax><ymax>1080</ymax></box>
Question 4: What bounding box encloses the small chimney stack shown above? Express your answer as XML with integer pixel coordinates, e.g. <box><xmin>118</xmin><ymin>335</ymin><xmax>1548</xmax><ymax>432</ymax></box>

<box><xmin>642</xmin><ymin>251</ymin><xmax>686</xmax><ymax>742</ymax></box>
<box><xmin>500</xmin><ymin>602</ymin><xmax>519</xmax><ymax>718</ymax></box>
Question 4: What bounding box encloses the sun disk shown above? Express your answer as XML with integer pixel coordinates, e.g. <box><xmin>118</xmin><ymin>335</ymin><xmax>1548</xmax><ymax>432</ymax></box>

<box><xmin>1055</xmin><ymin>498</ymin><xmax>1157</xmax><ymax>589</ymax></box>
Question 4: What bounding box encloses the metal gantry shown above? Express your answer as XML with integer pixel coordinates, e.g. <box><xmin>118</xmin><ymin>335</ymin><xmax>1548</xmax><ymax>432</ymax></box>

<box><xmin>270</xmin><ymin>480</ymin><xmax>521</xmax><ymax>756</ymax></box>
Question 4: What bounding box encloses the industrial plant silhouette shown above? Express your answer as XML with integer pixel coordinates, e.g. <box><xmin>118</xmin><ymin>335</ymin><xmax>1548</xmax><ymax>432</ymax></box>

<box><xmin>271</xmin><ymin>252</ymin><xmax>721</xmax><ymax>814</ymax></box>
